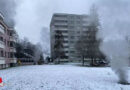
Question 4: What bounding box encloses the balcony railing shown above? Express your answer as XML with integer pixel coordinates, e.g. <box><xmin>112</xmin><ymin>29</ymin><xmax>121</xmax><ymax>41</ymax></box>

<box><xmin>0</xmin><ymin>41</ymin><xmax>5</xmax><ymax>49</ymax></box>
<box><xmin>10</xmin><ymin>48</ymin><xmax>16</xmax><ymax>52</ymax></box>
<box><xmin>0</xmin><ymin>27</ymin><xmax>4</xmax><ymax>34</ymax></box>
<box><xmin>54</xmin><ymin>23</ymin><xmax>68</xmax><ymax>26</ymax></box>
<box><xmin>0</xmin><ymin>57</ymin><xmax>5</xmax><ymax>64</ymax></box>
<box><xmin>54</xmin><ymin>17</ymin><xmax>68</xmax><ymax>21</ymax></box>
<box><xmin>9</xmin><ymin>58</ymin><xmax>17</xmax><ymax>63</ymax></box>
<box><xmin>54</xmin><ymin>28</ymin><xmax>68</xmax><ymax>31</ymax></box>
<box><xmin>9</xmin><ymin>36</ymin><xmax>16</xmax><ymax>42</ymax></box>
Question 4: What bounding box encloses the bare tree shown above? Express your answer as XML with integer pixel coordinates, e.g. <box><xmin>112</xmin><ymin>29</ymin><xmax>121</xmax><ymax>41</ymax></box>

<box><xmin>87</xmin><ymin>5</ymin><xmax>101</xmax><ymax>66</ymax></box>
<box><xmin>75</xmin><ymin>5</ymin><xmax>106</xmax><ymax>66</ymax></box>
<box><xmin>87</xmin><ymin>25</ymin><xmax>99</xmax><ymax>66</ymax></box>
<box><xmin>75</xmin><ymin>33</ymin><xmax>88</xmax><ymax>66</ymax></box>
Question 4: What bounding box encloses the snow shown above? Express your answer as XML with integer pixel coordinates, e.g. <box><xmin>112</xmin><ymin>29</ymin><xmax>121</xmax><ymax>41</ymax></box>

<box><xmin>0</xmin><ymin>65</ymin><xmax>130</xmax><ymax>90</ymax></box>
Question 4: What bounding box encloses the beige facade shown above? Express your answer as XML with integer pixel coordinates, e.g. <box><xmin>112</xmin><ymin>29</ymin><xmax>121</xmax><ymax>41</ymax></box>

<box><xmin>0</xmin><ymin>13</ymin><xmax>17</xmax><ymax>69</ymax></box>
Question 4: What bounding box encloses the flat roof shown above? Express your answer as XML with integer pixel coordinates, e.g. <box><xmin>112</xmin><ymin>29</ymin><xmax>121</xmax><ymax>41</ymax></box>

<box><xmin>53</xmin><ymin>13</ymin><xmax>88</xmax><ymax>16</ymax></box>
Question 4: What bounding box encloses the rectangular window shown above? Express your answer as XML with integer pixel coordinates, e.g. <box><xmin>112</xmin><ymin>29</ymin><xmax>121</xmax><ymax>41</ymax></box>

<box><xmin>63</xmin><ymin>41</ymin><xmax>68</xmax><ymax>43</ymax></box>
<box><xmin>70</xmin><ymin>51</ymin><xmax>75</xmax><ymax>53</ymax></box>
<box><xmin>1</xmin><ymin>51</ymin><xmax>4</xmax><ymax>57</ymax></box>
<box><xmin>10</xmin><ymin>52</ymin><xmax>14</xmax><ymax>58</ymax></box>
<box><xmin>0</xmin><ymin>36</ymin><xmax>3</xmax><ymax>41</ymax></box>
<box><xmin>70</xmin><ymin>36</ymin><xmax>75</xmax><ymax>39</ymax></box>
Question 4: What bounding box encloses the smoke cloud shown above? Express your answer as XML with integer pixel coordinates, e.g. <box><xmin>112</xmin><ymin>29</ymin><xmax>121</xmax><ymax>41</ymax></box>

<box><xmin>40</xmin><ymin>27</ymin><xmax>50</xmax><ymax>56</ymax></box>
<box><xmin>15</xmin><ymin>0</ymin><xmax>95</xmax><ymax>55</ymax></box>
<box><xmin>97</xmin><ymin>0</ymin><xmax>130</xmax><ymax>84</ymax></box>
<box><xmin>0</xmin><ymin>0</ymin><xmax>16</xmax><ymax>27</ymax></box>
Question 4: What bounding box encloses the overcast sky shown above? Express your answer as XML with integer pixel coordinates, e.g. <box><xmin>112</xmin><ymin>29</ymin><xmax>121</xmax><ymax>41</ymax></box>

<box><xmin>15</xmin><ymin>0</ymin><xmax>96</xmax><ymax>44</ymax></box>
<box><xmin>1</xmin><ymin>0</ymin><xmax>130</xmax><ymax>55</ymax></box>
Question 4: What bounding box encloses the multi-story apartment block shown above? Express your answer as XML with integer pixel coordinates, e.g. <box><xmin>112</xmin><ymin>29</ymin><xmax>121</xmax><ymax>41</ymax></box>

<box><xmin>50</xmin><ymin>13</ymin><xmax>90</xmax><ymax>62</ymax></box>
<box><xmin>0</xmin><ymin>13</ymin><xmax>17</xmax><ymax>69</ymax></box>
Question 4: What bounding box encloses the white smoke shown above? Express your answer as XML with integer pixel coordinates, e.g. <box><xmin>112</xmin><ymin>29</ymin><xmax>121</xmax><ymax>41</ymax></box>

<box><xmin>0</xmin><ymin>0</ymin><xmax>16</xmax><ymax>27</ymax></box>
<box><xmin>40</xmin><ymin>27</ymin><xmax>50</xmax><ymax>57</ymax></box>
<box><xmin>14</xmin><ymin>0</ymin><xmax>95</xmax><ymax>53</ymax></box>
<box><xmin>97</xmin><ymin>0</ymin><xmax>130</xmax><ymax>84</ymax></box>
<box><xmin>34</xmin><ymin>43</ymin><xmax>43</xmax><ymax>64</ymax></box>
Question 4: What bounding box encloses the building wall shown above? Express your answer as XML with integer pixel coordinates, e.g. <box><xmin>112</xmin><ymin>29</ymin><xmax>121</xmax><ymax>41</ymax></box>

<box><xmin>0</xmin><ymin>14</ymin><xmax>17</xmax><ymax>69</ymax></box>
<box><xmin>50</xmin><ymin>13</ymin><xmax>89</xmax><ymax>62</ymax></box>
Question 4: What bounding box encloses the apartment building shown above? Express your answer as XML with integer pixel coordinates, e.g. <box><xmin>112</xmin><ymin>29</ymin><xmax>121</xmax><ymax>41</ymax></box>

<box><xmin>0</xmin><ymin>13</ymin><xmax>17</xmax><ymax>69</ymax></box>
<box><xmin>50</xmin><ymin>13</ymin><xmax>90</xmax><ymax>62</ymax></box>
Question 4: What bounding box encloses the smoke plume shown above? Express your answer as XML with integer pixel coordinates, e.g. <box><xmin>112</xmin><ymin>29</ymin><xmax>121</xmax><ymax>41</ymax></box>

<box><xmin>15</xmin><ymin>0</ymin><xmax>95</xmax><ymax>54</ymax></box>
<box><xmin>97</xmin><ymin>0</ymin><xmax>130</xmax><ymax>84</ymax></box>
<box><xmin>0</xmin><ymin>0</ymin><xmax>16</xmax><ymax>27</ymax></box>
<box><xmin>40</xmin><ymin>27</ymin><xmax>50</xmax><ymax>56</ymax></box>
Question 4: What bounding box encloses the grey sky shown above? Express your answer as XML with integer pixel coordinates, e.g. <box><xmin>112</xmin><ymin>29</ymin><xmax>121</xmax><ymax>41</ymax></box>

<box><xmin>0</xmin><ymin>0</ymin><xmax>16</xmax><ymax>27</ymax></box>
<box><xmin>15</xmin><ymin>0</ymin><xmax>96</xmax><ymax>44</ymax></box>
<box><xmin>1</xmin><ymin>0</ymin><xmax>130</xmax><ymax>55</ymax></box>
<box><xmin>97</xmin><ymin>0</ymin><xmax>130</xmax><ymax>40</ymax></box>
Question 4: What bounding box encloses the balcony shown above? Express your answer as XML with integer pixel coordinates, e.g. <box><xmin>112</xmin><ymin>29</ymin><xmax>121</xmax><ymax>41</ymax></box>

<box><xmin>10</xmin><ymin>58</ymin><xmax>17</xmax><ymax>63</ymax></box>
<box><xmin>64</xmin><ymin>38</ymin><xmax>69</xmax><ymax>41</ymax></box>
<box><xmin>0</xmin><ymin>27</ymin><xmax>4</xmax><ymax>34</ymax></box>
<box><xmin>65</xmin><ymin>53</ymin><xmax>69</xmax><ymax>56</ymax></box>
<box><xmin>0</xmin><ymin>41</ymin><xmax>5</xmax><ymax>49</ymax></box>
<box><xmin>54</xmin><ymin>28</ymin><xmax>68</xmax><ymax>31</ymax></box>
<box><xmin>62</xmin><ymin>33</ymin><xmax>68</xmax><ymax>36</ymax></box>
<box><xmin>54</xmin><ymin>23</ymin><xmax>68</xmax><ymax>26</ymax></box>
<box><xmin>0</xmin><ymin>24</ymin><xmax>4</xmax><ymax>34</ymax></box>
<box><xmin>54</xmin><ymin>17</ymin><xmax>68</xmax><ymax>21</ymax></box>
<box><xmin>10</xmin><ymin>48</ymin><xmax>16</xmax><ymax>52</ymax></box>
<box><xmin>64</xmin><ymin>48</ymin><xmax>69</xmax><ymax>51</ymax></box>
<box><xmin>0</xmin><ymin>57</ymin><xmax>5</xmax><ymax>64</ymax></box>
<box><xmin>10</xmin><ymin>36</ymin><xmax>16</xmax><ymax>42</ymax></box>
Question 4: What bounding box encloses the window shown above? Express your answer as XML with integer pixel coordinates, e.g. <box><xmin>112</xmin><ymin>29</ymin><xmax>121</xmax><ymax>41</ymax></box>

<box><xmin>10</xmin><ymin>52</ymin><xmax>14</xmax><ymax>58</ymax></box>
<box><xmin>77</xmin><ymin>31</ymin><xmax>80</xmax><ymax>34</ymax></box>
<box><xmin>10</xmin><ymin>32</ymin><xmax>13</xmax><ymax>36</ymax></box>
<box><xmin>70</xmin><ymin>41</ymin><xmax>74</xmax><ymax>43</ymax></box>
<box><xmin>0</xmin><ymin>24</ymin><xmax>5</xmax><ymax>33</ymax></box>
<box><xmin>70</xmin><ymin>51</ymin><xmax>75</xmax><ymax>53</ymax></box>
<box><xmin>77</xmin><ymin>36</ymin><xmax>80</xmax><ymax>38</ymax></box>
<box><xmin>64</xmin><ymin>46</ymin><xmax>69</xmax><ymax>48</ymax></box>
<box><xmin>0</xmin><ymin>25</ymin><xmax>4</xmax><ymax>30</ymax></box>
<box><xmin>62</xmin><ymin>31</ymin><xmax>68</xmax><ymax>33</ymax></box>
<box><xmin>9</xmin><ymin>41</ymin><xmax>15</xmax><ymax>47</ymax></box>
<box><xmin>4</xmin><ymin>39</ymin><xmax>6</xmax><ymax>45</ymax></box>
<box><xmin>0</xmin><ymin>36</ymin><xmax>3</xmax><ymax>41</ymax></box>
<box><xmin>5</xmin><ymin>52</ymin><xmax>6</xmax><ymax>57</ymax></box>
<box><xmin>55</xmin><ymin>25</ymin><xmax>68</xmax><ymax>28</ymax></box>
<box><xmin>69</xmin><ymin>26</ymin><xmax>74</xmax><ymax>29</ymax></box>
<box><xmin>65</xmin><ymin>51</ymin><xmax>68</xmax><ymax>53</ymax></box>
<box><xmin>70</xmin><ymin>36</ymin><xmax>75</xmax><ymax>39</ymax></box>
<box><xmin>63</xmin><ymin>36</ymin><xmax>68</xmax><ymax>38</ymax></box>
<box><xmin>63</xmin><ymin>41</ymin><xmax>68</xmax><ymax>43</ymax></box>
<box><xmin>54</xmin><ymin>20</ymin><xmax>68</xmax><ymax>23</ymax></box>
<box><xmin>1</xmin><ymin>51</ymin><xmax>4</xmax><ymax>57</ymax></box>
<box><xmin>8</xmin><ymin>52</ymin><xmax>10</xmax><ymax>58</ymax></box>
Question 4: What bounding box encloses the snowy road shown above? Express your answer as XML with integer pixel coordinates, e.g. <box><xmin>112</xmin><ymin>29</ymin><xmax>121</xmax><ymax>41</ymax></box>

<box><xmin>0</xmin><ymin>65</ymin><xmax>130</xmax><ymax>90</ymax></box>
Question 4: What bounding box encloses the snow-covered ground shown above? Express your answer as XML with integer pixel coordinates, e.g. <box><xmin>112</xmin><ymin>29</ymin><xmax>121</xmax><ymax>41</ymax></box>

<box><xmin>0</xmin><ymin>65</ymin><xmax>130</xmax><ymax>90</ymax></box>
